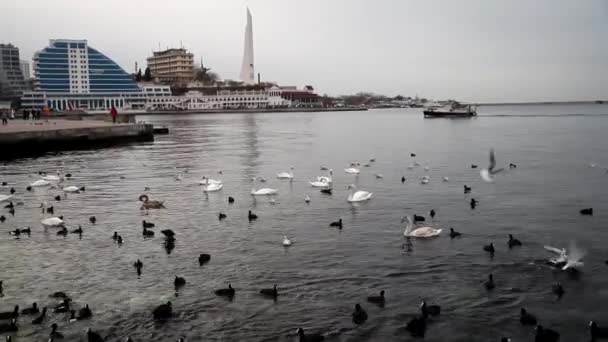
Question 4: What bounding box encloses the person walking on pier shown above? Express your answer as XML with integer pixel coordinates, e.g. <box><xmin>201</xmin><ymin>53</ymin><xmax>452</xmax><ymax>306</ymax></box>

<box><xmin>110</xmin><ymin>106</ymin><xmax>118</xmax><ymax>124</ymax></box>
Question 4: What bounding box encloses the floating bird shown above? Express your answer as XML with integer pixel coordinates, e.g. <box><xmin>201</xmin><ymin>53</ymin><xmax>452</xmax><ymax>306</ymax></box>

<box><xmin>251</xmin><ymin>188</ymin><xmax>277</xmax><ymax>196</ymax></box>
<box><xmin>484</xmin><ymin>274</ymin><xmax>495</xmax><ymax>290</ymax></box>
<box><xmin>199</xmin><ymin>253</ymin><xmax>211</xmax><ymax>266</ymax></box>
<box><xmin>89</xmin><ymin>216</ymin><xmax>96</xmax><ymax>224</ymax></box>
<box><xmin>218</xmin><ymin>212</ymin><xmax>227</xmax><ymax>220</ymax></box>
<box><xmin>520</xmin><ymin>308</ymin><xmax>537</xmax><ymax>325</ymax></box>
<box><xmin>508</xmin><ymin>234</ymin><xmax>522</xmax><ymax>248</ymax></box>
<box><xmin>330</xmin><ymin>218</ymin><xmax>342</xmax><ymax>228</ymax></box>
<box><xmin>429</xmin><ymin>209</ymin><xmax>436</xmax><ymax>219</ymax></box>
<box><xmin>367</xmin><ymin>290</ymin><xmax>385</xmax><ymax>307</ymax></box>
<box><xmin>464</xmin><ymin>185</ymin><xmax>472</xmax><ymax>193</ymax></box>
<box><xmin>403</xmin><ymin>216</ymin><xmax>442</xmax><ymax>238</ymax></box>
<box><xmin>228</xmin><ymin>196</ymin><xmax>235</xmax><ymax>203</ymax></box>
<box><xmin>215</xmin><ymin>284</ymin><xmax>235</xmax><ymax>298</ymax></box>
<box><xmin>297</xmin><ymin>328</ymin><xmax>325</xmax><ymax>342</ymax></box>
<box><xmin>352</xmin><ymin>304</ymin><xmax>368</xmax><ymax>325</ymax></box>
<box><xmin>248</xmin><ymin>210</ymin><xmax>258</xmax><ymax>221</ymax></box>
<box><xmin>580</xmin><ymin>208</ymin><xmax>593</xmax><ymax>215</ymax></box>
<box><xmin>139</xmin><ymin>194</ymin><xmax>164</xmax><ymax>209</ymax></box>
<box><xmin>174</xmin><ymin>276</ymin><xmax>186</xmax><ymax>288</ymax></box>
<box><xmin>449</xmin><ymin>228</ymin><xmax>461</xmax><ymax>238</ymax></box>
<box><xmin>142</xmin><ymin>220</ymin><xmax>155</xmax><ymax>228</ymax></box>
<box><xmin>260</xmin><ymin>284</ymin><xmax>278</xmax><ymax>299</ymax></box>
<box><xmin>552</xmin><ymin>282</ymin><xmax>564</xmax><ymax>299</ymax></box>
<box><xmin>282</xmin><ymin>235</ymin><xmax>292</xmax><ymax>247</ymax></box>
<box><xmin>420</xmin><ymin>300</ymin><xmax>441</xmax><ymax>317</ymax></box>
<box><xmin>535</xmin><ymin>325</ymin><xmax>560</xmax><ymax>342</ymax></box>
<box><xmin>483</xmin><ymin>242</ymin><xmax>495</xmax><ymax>254</ymax></box>
<box><xmin>21</xmin><ymin>303</ymin><xmax>39</xmax><ymax>315</ymax></box>
<box><xmin>589</xmin><ymin>321</ymin><xmax>608</xmax><ymax>341</ymax></box>
<box><xmin>277</xmin><ymin>167</ymin><xmax>295</xmax><ymax>180</ymax></box>
<box><xmin>32</xmin><ymin>307</ymin><xmax>47</xmax><ymax>324</ymax></box>
<box><xmin>152</xmin><ymin>301</ymin><xmax>172</xmax><ymax>320</ymax></box>
<box><xmin>480</xmin><ymin>149</ymin><xmax>504</xmax><ymax>182</ymax></box>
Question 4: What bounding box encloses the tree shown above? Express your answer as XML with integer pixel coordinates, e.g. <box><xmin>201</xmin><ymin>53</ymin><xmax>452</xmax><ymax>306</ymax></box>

<box><xmin>135</xmin><ymin>69</ymin><xmax>142</xmax><ymax>82</ymax></box>
<box><xmin>143</xmin><ymin>67</ymin><xmax>152</xmax><ymax>82</ymax></box>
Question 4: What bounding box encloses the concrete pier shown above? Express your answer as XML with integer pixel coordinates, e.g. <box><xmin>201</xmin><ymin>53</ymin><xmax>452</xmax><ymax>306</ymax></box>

<box><xmin>0</xmin><ymin>120</ymin><xmax>153</xmax><ymax>160</ymax></box>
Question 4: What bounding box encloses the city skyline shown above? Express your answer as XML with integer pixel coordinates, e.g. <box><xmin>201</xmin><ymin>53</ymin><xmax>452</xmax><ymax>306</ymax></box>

<box><xmin>2</xmin><ymin>0</ymin><xmax>607</xmax><ymax>102</ymax></box>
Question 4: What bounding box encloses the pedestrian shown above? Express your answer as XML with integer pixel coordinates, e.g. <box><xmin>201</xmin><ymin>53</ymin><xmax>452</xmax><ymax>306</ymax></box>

<box><xmin>110</xmin><ymin>106</ymin><xmax>118</xmax><ymax>124</ymax></box>
<box><xmin>1</xmin><ymin>111</ymin><xmax>8</xmax><ymax>125</ymax></box>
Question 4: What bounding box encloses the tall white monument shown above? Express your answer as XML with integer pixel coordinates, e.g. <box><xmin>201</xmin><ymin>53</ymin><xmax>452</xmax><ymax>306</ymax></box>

<box><xmin>239</xmin><ymin>8</ymin><xmax>255</xmax><ymax>84</ymax></box>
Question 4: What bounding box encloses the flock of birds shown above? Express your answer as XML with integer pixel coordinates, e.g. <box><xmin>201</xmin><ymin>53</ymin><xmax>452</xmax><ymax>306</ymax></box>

<box><xmin>0</xmin><ymin>149</ymin><xmax>605</xmax><ymax>342</ymax></box>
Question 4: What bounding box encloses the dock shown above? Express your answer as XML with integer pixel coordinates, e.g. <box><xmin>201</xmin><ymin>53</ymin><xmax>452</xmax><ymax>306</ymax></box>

<box><xmin>0</xmin><ymin>120</ymin><xmax>154</xmax><ymax>160</ymax></box>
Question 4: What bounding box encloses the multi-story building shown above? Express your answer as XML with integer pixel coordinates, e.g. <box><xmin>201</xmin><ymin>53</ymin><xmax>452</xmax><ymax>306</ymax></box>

<box><xmin>146</xmin><ymin>48</ymin><xmax>194</xmax><ymax>84</ymax></box>
<box><xmin>21</xmin><ymin>39</ymin><xmax>146</xmax><ymax>111</ymax></box>
<box><xmin>0</xmin><ymin>44</ymin><xmax>26</xmax><ymax>101</ymax></box>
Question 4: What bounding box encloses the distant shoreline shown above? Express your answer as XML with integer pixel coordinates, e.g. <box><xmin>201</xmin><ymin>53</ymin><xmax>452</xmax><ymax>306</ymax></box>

<box><xmin>475</xmin><ymin>100</ymin><xmax>606</xmax><ymax>106</ymax></box>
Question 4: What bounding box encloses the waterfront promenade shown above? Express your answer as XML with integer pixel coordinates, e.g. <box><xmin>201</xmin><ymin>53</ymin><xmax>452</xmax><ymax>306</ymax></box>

<box><xmin>0</xmin><ymin>119</ymin><xmax>153</xmax><ymax>159</ymax></box>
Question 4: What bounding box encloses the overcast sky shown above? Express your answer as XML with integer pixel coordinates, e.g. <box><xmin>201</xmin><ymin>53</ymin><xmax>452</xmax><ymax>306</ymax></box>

<box><xmin>3</xmin><ymin>0</ymin><xmax>607</xmax><ymax>102</ymax></box>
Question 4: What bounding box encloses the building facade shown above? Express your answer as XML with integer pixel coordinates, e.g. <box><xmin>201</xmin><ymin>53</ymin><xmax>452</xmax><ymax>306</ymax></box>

<box><xmin>22</xmin><ymin>39</ymin><xmax>145</xmax><ymax>111</ymax></box>
<box><xmin>146</xmin><ymin>48</ymin><xmax>194</xmax><ymax>84</ymax></box>
<box><xmin>0</xmin><ymin>44</ymin><xmax>26</xmax><ymax>101</ymax></box>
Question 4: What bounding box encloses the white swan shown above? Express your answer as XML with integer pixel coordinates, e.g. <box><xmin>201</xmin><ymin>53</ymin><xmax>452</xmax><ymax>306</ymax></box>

<box><xmin>344</xmin><ymin>167</ymin><xmax>360</xmax><ymax>174</ymax></box>
<box><xmin>403</xmin><ymin>216</ymin><xmax>442</xmax><ymax>237</ymax></box>
<box><xmin>283</xmin><ymin>236</ymin><xmax>292</xmax><ymax>247</ymax></box>
<box><xmin>203</xmin><ymin>183</ymin><xmax>223</xmax><ymax>192</ymax></box>
<box><xmin>347</xmin><ymin>184</ymin><xmax>372</xmax><ymax>202</ymax></box>
<box><xmin>251</xmin><ymin>188</ymin><xmax>278</xmax><ymax>196</ymax></box>
<box><xmin>199</xmin><ymin>177</ymin><xmax>222</xmax><ymax>185</ymax></box>
<box><xmin>62</xmin><ymin>186</ymin><xmax>83</xmax><ymax>193</ymax></box>
<box><xmin>31</xmin><ymin>179</ymin><xmax>51</xmax><ymax>187</ymax></box>
<box><xmin>277</xmin><ymin>167</ymin><xmax>295</xmax><ymax>180</ymax></box>
<box><xmin>41</xmin><ymin>216</ymin><xmax>65</xmax><ymax>227</ymax></box>
<box><xmin>0</xmin><ymin>194</ymin><xmax>12</xmax><ymax>202</ymax></box>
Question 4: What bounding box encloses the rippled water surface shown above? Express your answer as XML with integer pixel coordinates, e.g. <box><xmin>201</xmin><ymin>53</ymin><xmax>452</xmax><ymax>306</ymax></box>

<box><xmin>1</xmin><ymin>104</ymin><xmax>608</xmax><ymax>341</ymax></box>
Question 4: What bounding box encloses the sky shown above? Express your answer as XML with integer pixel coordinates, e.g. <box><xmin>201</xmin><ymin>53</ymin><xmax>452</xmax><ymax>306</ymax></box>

<box><xmin>2</xmin><ymin>0</ymin><xmax>607</xmax><ymax>102</ymax></box>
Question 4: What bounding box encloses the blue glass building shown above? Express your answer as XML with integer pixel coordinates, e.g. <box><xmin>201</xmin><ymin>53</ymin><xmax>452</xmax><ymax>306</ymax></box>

<box><xmin>22</xmin><ymin>39</ymin><xmax>145</xmax><ymax>111</ymax></box>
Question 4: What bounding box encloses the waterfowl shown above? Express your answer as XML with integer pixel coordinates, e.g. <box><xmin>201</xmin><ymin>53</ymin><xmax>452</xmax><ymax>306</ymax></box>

<box><xmin>420</xmin><ymin>300</ymin><xmax>441</xmax><ymax>317</ymax></box>
<box><xmin>41</xmin><ymin>216</ymin><xmax>64</xmax><ymax>227</ymax></box>
<box><xmin>21</xmin><ymin>302</ymin><xmax>39</xmax><ymax>315</ymax></box>
<box><xmin>248</xmin><ymin>210</ymin><xmax>258</xmax><ymax>221</ymax></box>
<box><xmin>483</xmin><ymin>243</ymin><xmax>495</xmax><ymax>254</ymax></box>
<box><xmin>161</xmin><ymin>229</ymin><xmax>175</xmax><ymax>238</ymax></box>
<box><xmin>449</xmin><ymin>228</ymin><xmax>462</xmax><ymax>238</ymax></box>
<box><xmin>142</xmin><ymin>220</ymin><xmax>155</xmax><ymax>228</ymax></box>
<box><xmin>282</xmin><ymin>236</ymin><xmax>292</xmax><ymax>246</ymax></box>
<box><xmin>78</xmin><ymin>304</ymin><xmax>92</xmax><ymax>319</ymax></box>
<box><xmin>590</xmin><ymin>321</ymin><xmax>608</xmax><ymax>341</ymax></box>
<box><xmin>57</xmin><ymin>227</ymin><xmax>68</xmax><ymax>236</ymax></box>
<box><xmin>228</xmin><ymin>196</ymin><xmax>235</xmax><ymax>203</ymax></box>
<box><xmin>0</xmin><ymin>305</ymin><xmax>18</xmax><ymax>319</ymax></box>
<box><xmin>464</xmin><ymin>185</ymin><xmax>472</xmax><ymax>193</ymax></box>
<box><xmin>413</xmin><ymin>214</ymin><xmax>425</xmax><ymax>223</ymax></box>
<box><xmin>0</xmin><ymin>319</ymin><xmax>17</xmax><ymax>333</ymax></box>
<box><xmin>520</xmin><ymin>308</ymin><xmax>537</xmax><ymax>325</ymax></box>
<box><xmin>218</xmin><ymin>212</ymin><xmax>227</xmax><ymax>220</ymax></box>
<box><xmin>429</xmin><ymin>209</ymin><xmax>436</xmax><ymax>219</ymax></box>
<box><xmin>89</xmin><ymin>216</ymin><xmax>96</xmax><ymax>224</ymax></box>
<box><xmin>260</xmin><ymin>284</ymin><xmax>278</xmax><ymax>298</ymax></box>
<box><xmin>277</xmin><ymin>167</ymin><xmax>295</xmax><ymax>180</ymax></box>
<box><xmin>484</xmin><ymin>274</ymin><xmax>495</xmax><ymax>290</ymax></box>
<box><xmin>251</xmin><ymin>188</ymin><xmax>278</xmax><ymax>196</ymax></box>
<box><xmin>174</xmin><ymin>276</ymin><xmax>186</xmax><ymax>288</ymax></box>
<box><xmin>54</xmin><ymin>299</ymin><xmax>70</xmax><ymax>313</ymax></box>
<box><xmin>367</xmin><ymin>290</ymin><xmax>385</xmax><ymax>306</ymax></box>
<box><xmin>142</xmin><ymin>227</ymin><xmax>154</xmax><ymax>237</ymax></box>
<box><xmin>32</xmin><ymin>307</ymin><xmax>47</xmax><ymax>324</ymax></box>
<box><xmin>406</xmin><ymin>315</ymin><xmax>426</xmax><ymax>337</ymax></box>
<box><xmin>199</xmin><ymin>254</ymin><xmax>211</xmax><ymax>265</ymax></box>
<box><xmin>296</xmin><ymin>328</ymin><xmax>325</xmax><ymax>342</ymax></box>
<box><xmin>152</xmin><ymin>301</ymin><xmax>172</xmax><ymax>320</ymax></box>
<box><xmin>403</xmin><ymin>216</ymin><xmax>442</xmax><ymax>238</ymax></box>
<box><xmin>535</xmin><ymin>325</ymin><xmax>560</xmax><ymax>342</ymax></box>
<box><xmin>508</xmin><ymin>234</ymin><xmax>522</xmax><ymax>248</ymax></box>
<box><xmin>87</xmin><ymin>328</ymin><xmax>105</xmax><ymax>342</ymax></box>
<box><xmin>134</xmin><ymin>259</ymin><xmax>143</xmax><ymax>275</ymax></box>
<box><xmin>139</xmin><ymin>194</ymin><xmax>164</xmax><ymax>209</ymax></box>
<box><xmin>552</xmin><ymin>282</ymin><xmax>564</xmax><ymax>299</ymax></box>
<box><xmin>580</xmin><ymin>208</ymin><xmax>593</xmax><ymax>215</ymax></box>
<box><xmin>352</xmin><ymin>303</ymin><xmax>368</xmax><ymax>325</ymax></box>
<box><xmin>329</xmin><ymin>219</ymin><xmax>342</xmax><ymax>228</ymax></box>
<box><xmin>215</xmin><ymin>284</ymin><xmax>235</xmax><ymax>298</ymax></box>
<box><xmin>347</xmin><ymin>184</ymin><xmax>372</xmax><ymax>202</ymax></box>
